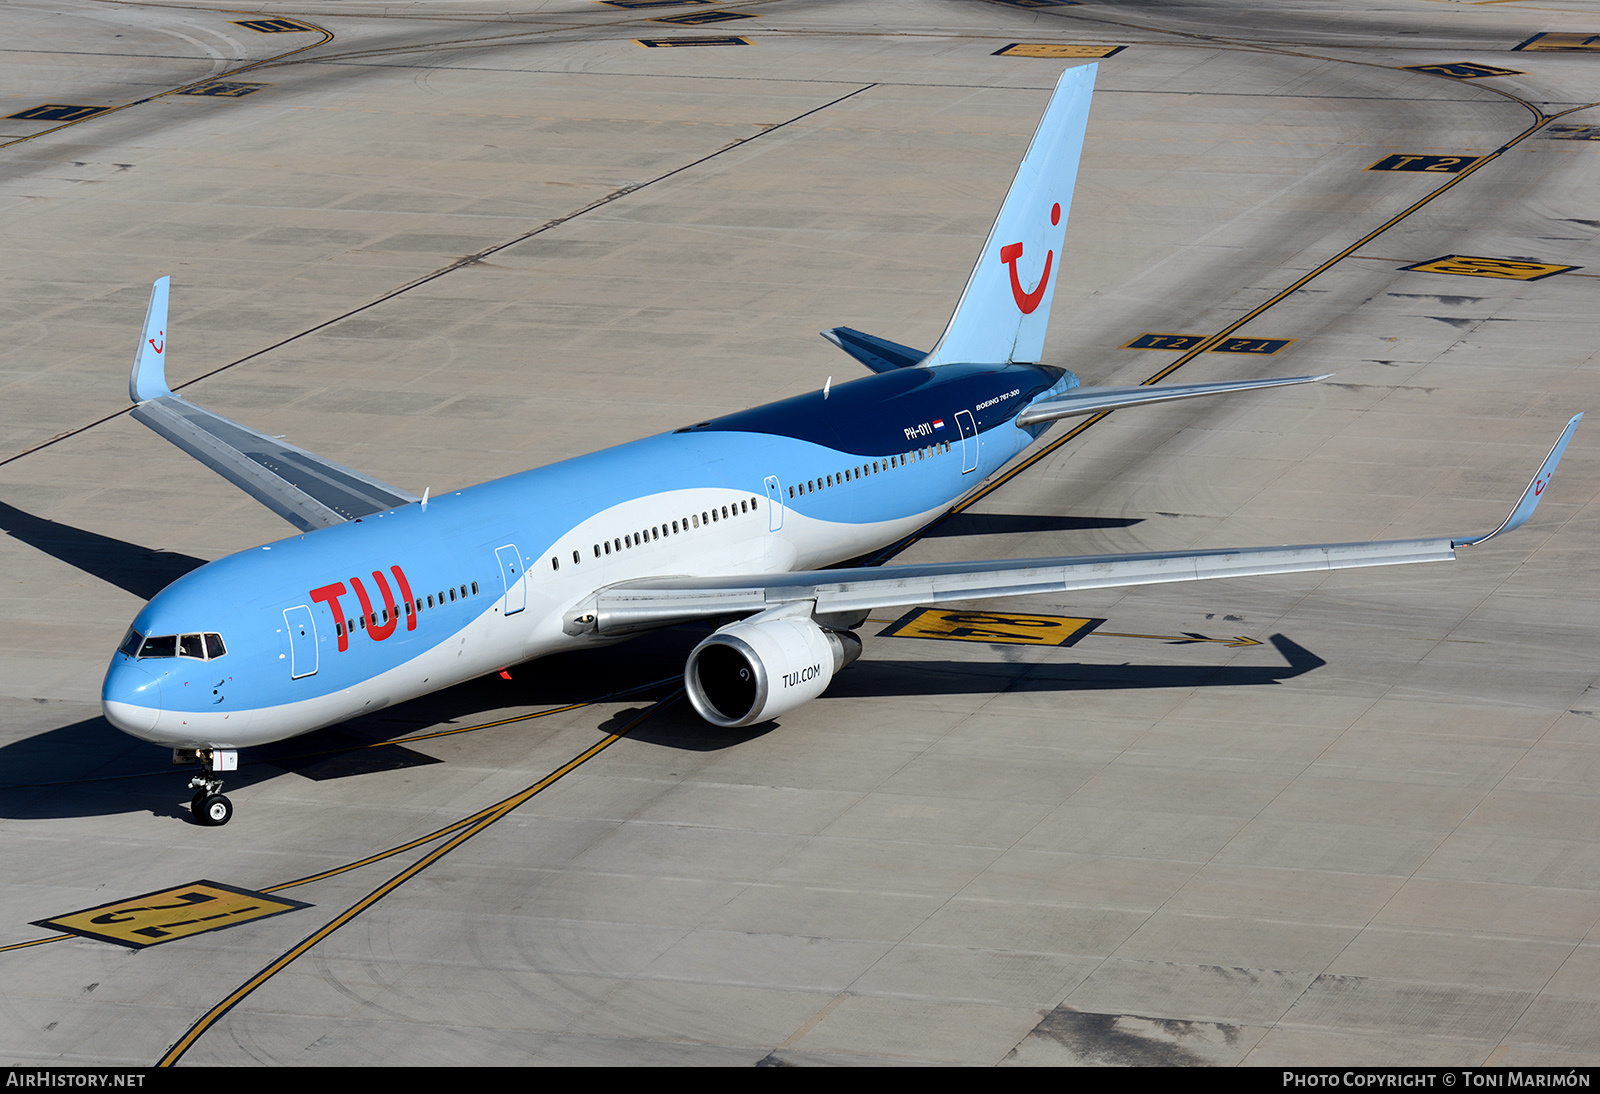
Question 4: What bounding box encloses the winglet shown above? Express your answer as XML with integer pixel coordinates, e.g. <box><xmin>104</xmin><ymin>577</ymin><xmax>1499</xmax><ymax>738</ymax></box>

<box><xmin>1455</xmin><ymin>413</ymin><xmax>1583</xmax><ymax>547</ymax></box>
<box><xmin>129</xmin><ymin>276</ymin><xmax>172</xmax><ymax>403</ymax></box>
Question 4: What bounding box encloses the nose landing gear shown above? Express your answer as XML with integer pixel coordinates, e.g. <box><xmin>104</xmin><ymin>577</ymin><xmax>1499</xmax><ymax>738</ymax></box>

<box><xmin>177</xmin><ymin>748</ymin><xmax>237</xmax><ymax>826</ymax></box>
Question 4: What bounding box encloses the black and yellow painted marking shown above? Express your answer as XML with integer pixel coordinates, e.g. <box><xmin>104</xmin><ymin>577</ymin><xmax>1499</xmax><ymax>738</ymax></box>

<box><xmin>881</xmin><ymin>608</ymin><xmax>1104</xmax><ymax>647</ymax></box>
<box><xmin>1404</xmin><ymin>62</ymin><xmax>1523</xmax><ymax>80</ymax></box>
<box><xmin>989</xmin><ymin>0</ymin><xmax>1081</xmax><ymax>9</ymax></box>
<box><xmin>1514</xmin><ymin>33</ymin><xmax>1600</xmax><ymax>53</ymax></box>
<box><xmin>600</xmin><ymin>0</ymin><xmax>715</xmax><ymax>6</ymax></box>
<box><xmin>1367</xmin><ymin>154</ymin><xmax>1481</xmax><ymax>174</ymax></box>
<box><xmin>1544</xmin><ymin>124</ymin><xmax>1600</xmax><ymax>141</ymax></box>
<box><xmin>1</xmin><ymin>677</ymin><xmax>677</xmax><ymax>957</ymax></box>
<box><xmin>1123</xmin><ymin>332</ymin><xmax>1293</xmax><ymax>354</ymax></box>
<box><xmin>867</xmin><ymin>72</ymin><xmax>1594</xmax><ymax>568</ymax></box>
<box><xmin>158</xmin><ymin>698</ymin><xmax>676</xmax><ymax>1067</ymax></box>
<box><xmin>651</xmin><ymin>9</ymin><xmax>754</xmax><ymax>24</ymax></box>
<box><xmin>635</xmin><ymin>35</ymin><xmax>752</xmax><ymax>46</ymax></box>
<box><xmin>1402</xmin><ymin>255</ymin><xmax>1579</xmax><ymax>281</ymax></box>
<box><xmin>994</xmin><ymin>43</ymin><xmax>1123</xmax><ymax>59</ymax></box>
<box><xmin>1210</xmin><ymin>335</ymin><xmax>1295</xmax><ymax>355</ymax></box>
<box><xmin>36</xmin><ymin>882</ymin><xmax>310</xmax><ymax>949</ymax></box>
<box><xmin>3</xmin><ymin>18</ymin><xmax>330</xmax><ymax>153</ymax></box>
<box><xmin>232</xmin><ymin>18</ymin><xmax>318</xmax><ymax>34</ymax></box>
<box><xmin>6</xmin><ymin>104</ymin><xmax>110</xmax><ymax>122</ymax></box>
<box><xmin>176</xmin><ymin>82</ymin><xmax>268</xmax><ymax>99</ymax></box>
<box><xmin>1124</xmin><ymin>332</ymin><xmax>1205</xmax><ymax>351</ymax></box>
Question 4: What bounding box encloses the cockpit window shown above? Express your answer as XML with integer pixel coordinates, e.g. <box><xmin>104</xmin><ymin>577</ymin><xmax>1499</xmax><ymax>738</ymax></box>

<box><xmin>118</xmin><ymin>629</ymin><xmax>144</xmax><ymax>657</ymax></box>
<box><xmin>138</xmin><ymin>635</ymin><xmax>177</xmax><ymax>658</ymax></box>
<box><xmin>135</xmin><ymin>632</ymin><xmax>226</xmax><ymax>660</ymax></box>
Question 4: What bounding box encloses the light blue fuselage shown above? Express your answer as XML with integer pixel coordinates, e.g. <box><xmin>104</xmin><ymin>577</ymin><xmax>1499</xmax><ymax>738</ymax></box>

<box><xmin>101</xmin><ymin>361</ymin><xmax>1071</xmax><ymax>748</ymax></box>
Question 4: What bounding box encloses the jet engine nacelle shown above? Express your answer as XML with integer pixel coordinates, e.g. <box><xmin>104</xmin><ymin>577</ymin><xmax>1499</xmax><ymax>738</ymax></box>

<box><xmin>685</xmin><ymin>611</ymin><xmax>862</xmax><ymax>727</ymax></box>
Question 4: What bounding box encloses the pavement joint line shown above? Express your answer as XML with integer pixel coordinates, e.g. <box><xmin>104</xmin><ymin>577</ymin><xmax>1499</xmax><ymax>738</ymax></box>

<box><xmin>0</xmin><ymin>678</ymin><xmax>678</xmax><ymax>953</ymax></box>
<box><xmin>0</xmin><ymin>82</ymin><xmax>878</xmax><ymax>472</ymax></box>
<box><xmin>156</xmin><ymin>693</ymin><xmax>680</xmax><ymax>1067</ymax></box>
<box><xmin>865</xmin><ymin>96</ymin><xmax>1597</xmax><ymax>567</ymax></box>
<box><xmin>0</xmin><ymin>18</ymin><xmax>335</xmax><ymax>152</ymax></box>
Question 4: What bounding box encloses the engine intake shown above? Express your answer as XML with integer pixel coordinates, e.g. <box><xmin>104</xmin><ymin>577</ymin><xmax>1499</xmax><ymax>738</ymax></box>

<box><xmin>685</xmin><ymin>611</ymin><xmax>862</xmax><ymax>727</ymax></box>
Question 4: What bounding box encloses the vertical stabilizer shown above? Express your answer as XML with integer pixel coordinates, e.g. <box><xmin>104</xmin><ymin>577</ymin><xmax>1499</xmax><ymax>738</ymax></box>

<box><xmin>130</xmin><ymin>276</ymin><xmax>172</xmax><ymax>403</ymax></box>
<box><xmin>922</xmin><ymin>64</ymin><xmax>1096</xmax><ymax>367</ymax></box>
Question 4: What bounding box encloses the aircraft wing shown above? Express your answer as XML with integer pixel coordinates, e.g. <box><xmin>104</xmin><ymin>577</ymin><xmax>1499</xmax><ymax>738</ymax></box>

<box><xmin>577</xmin><ymin>413</ymin><xmax>1582</xmax><ymax>636</ymax></box>
<box><xmin>127</xmin><ymin>278</ymin><xmax>420</xmax><ymax>531</ymax></box>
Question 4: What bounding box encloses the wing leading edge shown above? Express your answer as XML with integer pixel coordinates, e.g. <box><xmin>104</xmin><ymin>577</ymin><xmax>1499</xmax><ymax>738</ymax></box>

<box><xmin>577</xmin><ymin>414</ymin><xmax>1582</xmax><ymax>635</ymax></box>
<box><xmin>127</xmin><ymin>278</ymin><xmax>419</xmax><ymax>531</ymax></box>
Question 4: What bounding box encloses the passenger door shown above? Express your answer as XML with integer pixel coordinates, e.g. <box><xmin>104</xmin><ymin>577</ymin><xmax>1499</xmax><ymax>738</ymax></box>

<box><xmin>495</xmin><ymin>545</ymin><xmax>526</xmax><ymax>615</ymax></box>
<box><xmin>764</xmin><ymin>476</ymin><xmax>785</xmax><ymax>531</ymax></box>
<box><xmin>284</xmin><ymin>605</ymin><xmax>318</xmax><ymax>679</ymax></box>
<box><xmin>956</xmin><ymin>410</ymin><xmax>979</xmax><ymax>474</ymax></box>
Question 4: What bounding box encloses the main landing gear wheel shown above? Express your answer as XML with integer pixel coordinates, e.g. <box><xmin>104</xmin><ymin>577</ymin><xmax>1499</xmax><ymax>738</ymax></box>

<box><xmin>192</xmin><ymin>793</ymin><xmax>233</xmax><ymax>826</ymax></box>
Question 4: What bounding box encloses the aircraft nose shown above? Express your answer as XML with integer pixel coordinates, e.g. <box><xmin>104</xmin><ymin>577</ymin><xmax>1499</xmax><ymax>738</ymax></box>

<box><xmin>102</xmin><ymin>659</ymin><xmax>162</xmax><ymax>738</ymax></box>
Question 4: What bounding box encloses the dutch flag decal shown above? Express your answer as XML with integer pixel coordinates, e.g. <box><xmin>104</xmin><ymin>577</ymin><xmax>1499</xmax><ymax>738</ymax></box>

<box><xmin>933</xmin><ymin>419</ymin><xmax>946</xmax><ymax>430</ymax></box>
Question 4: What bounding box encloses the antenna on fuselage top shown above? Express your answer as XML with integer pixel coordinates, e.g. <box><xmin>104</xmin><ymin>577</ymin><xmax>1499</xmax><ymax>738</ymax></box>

<box><xmin>421</xmin><ymin>486</ymin><xmax>430</xmax><ymax>512</ymax></box>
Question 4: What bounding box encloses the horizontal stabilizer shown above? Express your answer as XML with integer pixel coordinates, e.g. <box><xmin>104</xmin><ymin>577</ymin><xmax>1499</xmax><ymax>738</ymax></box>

<box><xmin>125</xmin><ymin>278</ymin><xmax>418</xmax><ymax>531</ymax></box>
<box><xmin>821</xmin><ymin>327</ymin><xmax>927</xmax><ymax>373</ymax></box>
<box><xmin>1015</xmin><ymin>373</ymin><xmax>1331</xmax><ymax>426</ymax></box>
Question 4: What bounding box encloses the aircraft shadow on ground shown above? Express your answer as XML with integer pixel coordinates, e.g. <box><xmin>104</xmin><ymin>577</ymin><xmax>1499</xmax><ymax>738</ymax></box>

<box><xmin>0</xmin><ymin>499</ymin><xmax>209</xmax><ymax>601</ymax></box>
<box><xmin>0</xmin><ymin>629</ymin><xmax>1320</xmax><ymax>821</ymax></box>
<box><xmin>918</xmin><ymin>512</ymin><xmax>1142</xmax><ymax>539</ymax></box>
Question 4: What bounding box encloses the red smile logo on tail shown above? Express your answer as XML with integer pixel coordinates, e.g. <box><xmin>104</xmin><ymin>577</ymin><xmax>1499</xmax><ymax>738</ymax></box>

<box><xmin>999</xmin><ymin>203</ymin><xmax>1061</xmax><ymax>315</ymax></box>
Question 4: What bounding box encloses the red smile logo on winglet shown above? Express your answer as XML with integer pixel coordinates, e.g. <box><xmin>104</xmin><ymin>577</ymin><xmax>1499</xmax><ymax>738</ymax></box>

<box><xmin>149</xmin><ymin>330</ymin><xmax>164</xmax><ymax>354</ymax></box>
<box><xmin>999</xmin><ymin>203</ymin><xmax>1060</xmax><ymax>315</ymax></box>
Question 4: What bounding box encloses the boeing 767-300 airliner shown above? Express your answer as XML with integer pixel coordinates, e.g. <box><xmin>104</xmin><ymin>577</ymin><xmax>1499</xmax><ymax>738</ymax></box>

<box><xmin>99</xmin><ymin>65</ymin><xmax>1582</xmax><ymax>825</ymax></box>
